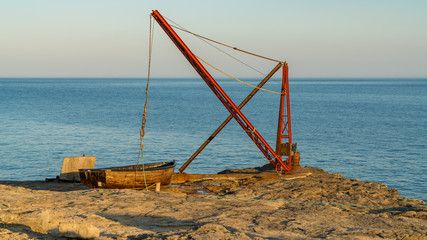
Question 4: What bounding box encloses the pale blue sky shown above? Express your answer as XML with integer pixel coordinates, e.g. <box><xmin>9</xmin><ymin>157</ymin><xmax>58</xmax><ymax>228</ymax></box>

<box><xmin>1</xmin><ymin>0</ymin><xmax>426</xmax><ymax>78</ymax></box>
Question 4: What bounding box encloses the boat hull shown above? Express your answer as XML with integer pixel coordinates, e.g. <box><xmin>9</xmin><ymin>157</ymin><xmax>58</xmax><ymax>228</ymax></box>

<box><xmin>79</xmin><ymin>161</ymin><xmax>176</xmax><ymax>189</ymax></box>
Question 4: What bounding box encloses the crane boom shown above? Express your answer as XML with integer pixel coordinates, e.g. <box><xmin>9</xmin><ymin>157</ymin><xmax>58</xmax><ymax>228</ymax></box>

<box><xmin>151</xmin><ymin>10</ymin><xmax>291</xmax><ymax>172</ymax></box>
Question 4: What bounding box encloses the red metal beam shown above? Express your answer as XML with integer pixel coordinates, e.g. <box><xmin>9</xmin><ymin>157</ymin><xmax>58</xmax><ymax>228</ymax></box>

<box><xmin>151</xmin><ymin>10</ymin><xmax>290</xmax><ymax>172</ymax></box>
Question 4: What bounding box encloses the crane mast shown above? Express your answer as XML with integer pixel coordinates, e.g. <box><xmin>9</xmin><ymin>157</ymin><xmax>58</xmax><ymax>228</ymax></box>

<box><xmin>151</xmin><ymin>10</ymin><xmax>293</xmax><ymax>172</ymax></box>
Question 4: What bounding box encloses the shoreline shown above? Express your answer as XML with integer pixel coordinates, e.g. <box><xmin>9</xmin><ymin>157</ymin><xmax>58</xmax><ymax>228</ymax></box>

<box><xmin>1</xmin><ymin>166</ymin><xmax>426</xmax><ymax>239</ymax></box>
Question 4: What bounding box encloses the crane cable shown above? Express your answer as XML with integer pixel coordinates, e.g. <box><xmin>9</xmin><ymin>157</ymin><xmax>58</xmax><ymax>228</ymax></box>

<box><xmin>136</xmin><ymin>14</ymin><xmax>155</xmax><ymax>190</ymax></box>
<box><xmin>195</xmin><ymin>54</ymin><xmax>283</xmax><ymax>95</ymax></box>
<box><xmin>163</xmin><ymin>16</ymin><xmax>284</xmax><ymax>95</ymax></box>
<box><xmin>169</xmin><ymin>22</ymin><xmax>266</xmax><ymax>77</ymax></box>
<box><xmin>139</xmin><ymin>16</ymin><xmax>153</xmax><ymax>152</ymax></box>
<box><xmin>164</xmin><ymin>16</ymin><xmax>270</xmax><ymax>76</ymax></box>
<box><xmin>168</xmin><ymin>22</ymin><xmax>283</xmax><ymax>64</ymax></box>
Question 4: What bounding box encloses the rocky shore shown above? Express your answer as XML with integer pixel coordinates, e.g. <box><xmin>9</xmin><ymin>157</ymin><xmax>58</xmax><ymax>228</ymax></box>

<box><xmin>0</xmin><ymin>166</ymin><xmax>426</xmax><ymax>239</ymax></box>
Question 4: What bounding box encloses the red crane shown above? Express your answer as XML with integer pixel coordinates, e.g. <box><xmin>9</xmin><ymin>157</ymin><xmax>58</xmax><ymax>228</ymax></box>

<box><xmin>150</xmin><ymin>10</ymin><xmax>295</xmax><ymax>172</ymax></box>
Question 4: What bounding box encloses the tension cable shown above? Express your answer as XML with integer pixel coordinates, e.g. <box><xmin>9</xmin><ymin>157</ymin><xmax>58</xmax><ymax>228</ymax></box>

<box><xmin>163</xmin><ymin>16</ymin><xmax>281</xmax><ymax>76</ymax></box>
<box><xmin>170</xmin><ymin>23</ymin><xmax>283</xmax><ymax>63</ymax></box>
<box><xmin>195</xmin><ymin>54</ymin><xmax>283</xmax><ymax>95</ymax></box>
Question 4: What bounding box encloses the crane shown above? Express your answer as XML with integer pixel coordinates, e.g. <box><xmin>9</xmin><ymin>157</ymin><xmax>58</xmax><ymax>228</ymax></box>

<box><xmin>150</xmin><ymin>10</ymin><xmax>296</xmax><ymax>173</ymax></box>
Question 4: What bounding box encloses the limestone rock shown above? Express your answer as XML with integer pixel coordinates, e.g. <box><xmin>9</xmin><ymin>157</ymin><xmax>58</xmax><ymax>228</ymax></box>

<box><xmin>58</xmin><ymin>222</ymin><xmax>100</xmax><ymax>239</ymax></box>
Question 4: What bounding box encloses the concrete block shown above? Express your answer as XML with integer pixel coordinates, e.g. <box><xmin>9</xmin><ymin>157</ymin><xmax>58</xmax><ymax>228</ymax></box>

<box><xmin>60</xmin><ymin>155</ymin><xmax>96</xmax><ymax>181</ymax></box>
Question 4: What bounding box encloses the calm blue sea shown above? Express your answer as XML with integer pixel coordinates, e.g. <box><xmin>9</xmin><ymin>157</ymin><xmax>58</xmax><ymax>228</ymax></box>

<box><xmin>0</xmin><ymin>78</ymin><xmax>426</xmax><ymax>201</ymax></box>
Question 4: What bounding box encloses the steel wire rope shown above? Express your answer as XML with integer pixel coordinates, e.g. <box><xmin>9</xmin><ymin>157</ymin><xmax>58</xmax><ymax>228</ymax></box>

<box><xmin>162</xmin><ymin>16</ymin><xmax>283</xmax><ymax>95</ymax></box>
<box><xmin>195</xmin><ymin>54</ymin><xmax>283</xmax><ymax>95</ymax></box>
<box><xmin>172</xmin><ymin>24</ymin><xmax>267</xmax><ymax>77</ymax></box>
<box><xmin>165</xmin><ymin>16</ymin><xmax>283</xmax><ymax>63</ymax></box>
<box><xmin>164</xmin><ymin>16</ymin><xmax>275</xmax><ymax>76</ymax></box>
<box><xmin>193</xmin><ymin>33</ymin><xmax>266</xmax><ymax>76</ymax></box>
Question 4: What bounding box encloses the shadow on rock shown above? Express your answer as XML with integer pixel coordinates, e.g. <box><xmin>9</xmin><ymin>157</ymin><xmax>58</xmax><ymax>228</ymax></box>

<box><xmin>0</xmin><ymin>181</ymin><xmax>88</xmax><ymax>192</ymax></box>
<box><xmin>97</xmin><ymin>212</ymin><xmax>199</xmax><ymax>233</ymax></box>
<box><xmin>0</xmin><ymin>222</ymin><xmax>67</xmax><ymax>240</ymax></box>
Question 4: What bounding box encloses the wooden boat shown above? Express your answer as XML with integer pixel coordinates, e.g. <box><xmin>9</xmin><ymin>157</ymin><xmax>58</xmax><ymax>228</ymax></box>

<box><xmin>79</xmin><ymin>161</ymin><xmax>176</xmax><ymax>189</ymax></box>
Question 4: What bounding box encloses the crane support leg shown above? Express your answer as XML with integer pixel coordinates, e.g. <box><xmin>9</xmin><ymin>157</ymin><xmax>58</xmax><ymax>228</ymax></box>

<box><xmin>151</xmin><ymin>10</ymin><xmax>290</xmax><ymax>172</ymax></box>
<box><xmin>276</xmin><ymin>63</ymin><xmax>295</xmax><ymax>169</ymax></box>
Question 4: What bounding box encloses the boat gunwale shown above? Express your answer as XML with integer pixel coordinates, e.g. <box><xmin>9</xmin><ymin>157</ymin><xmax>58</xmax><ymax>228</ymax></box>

<box><xmin>79</xmin><ymin>161</ymin><xmax>176</xmax><ymax>172</ymax></box>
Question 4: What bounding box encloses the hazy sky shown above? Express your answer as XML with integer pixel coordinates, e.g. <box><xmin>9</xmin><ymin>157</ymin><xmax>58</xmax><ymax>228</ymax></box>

<box><xmin>1</xmin><ymin>0</ymin><xmax>426</xmax><ymax>78</ymax></box>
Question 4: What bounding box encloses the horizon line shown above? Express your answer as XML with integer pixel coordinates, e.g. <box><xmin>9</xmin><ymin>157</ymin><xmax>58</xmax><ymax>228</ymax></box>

<box><xmin>1</xmin><ymin>76</ymin><xmax>427</xmax><ymax>80</ymax></box>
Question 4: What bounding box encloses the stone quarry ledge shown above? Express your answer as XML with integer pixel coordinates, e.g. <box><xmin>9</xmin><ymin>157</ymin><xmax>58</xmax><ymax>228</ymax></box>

<box><xmin>171</xmin><ymin>171</ymin><xmax>312</xmax><ymax>184</ymax></box>
<box><xmin>0</xmin><ymin>166</ymin><xmax>426</xmax><ymax>239</ymax></box>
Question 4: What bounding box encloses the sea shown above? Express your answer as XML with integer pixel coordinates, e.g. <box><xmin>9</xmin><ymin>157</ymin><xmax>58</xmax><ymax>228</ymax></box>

<box><xmin>0</xmin><ymin>78</ymin><xmax>426</xmax><ymax>201</ymax></box>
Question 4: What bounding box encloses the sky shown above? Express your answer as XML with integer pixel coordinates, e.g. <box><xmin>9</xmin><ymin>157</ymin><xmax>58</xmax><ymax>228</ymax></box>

<box><xmin>0</xmin><ymin>0</ymin><xmax>426</xmax><ymax>78</ymax></box>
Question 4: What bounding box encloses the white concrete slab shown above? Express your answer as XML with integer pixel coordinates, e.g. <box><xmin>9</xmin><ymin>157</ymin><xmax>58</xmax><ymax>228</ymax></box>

<box><xmin>60</xmin><ymin>156</ymin><xmax>96</xmax><ymax>181</ymax></box>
